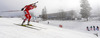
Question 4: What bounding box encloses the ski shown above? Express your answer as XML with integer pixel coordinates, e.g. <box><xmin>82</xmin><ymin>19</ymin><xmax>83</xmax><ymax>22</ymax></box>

<box><xmin>24</xmin><ymin>24</ymin><xmax>46</xmax><ymax>29</ymax></box>
<box><xmin>14</xmin><ymin>24</ymin><xmax>40</xmax><ymax>30</ymax></box>
<box><xmin>30</xmin><ymin>25</ymin><xmax>46</xmax><ymax>29</ymax></box>
<box><xmin>14</xmin><ymin>23</ymin><xmax>46</xmax><ymax>29</ymax></box>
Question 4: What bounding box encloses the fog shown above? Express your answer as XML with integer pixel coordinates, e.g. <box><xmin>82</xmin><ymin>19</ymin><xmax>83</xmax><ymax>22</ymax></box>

<box><xmin>0</xmin><ymin>0</ymin><xmax>100</xmax><ymax>16</ymax></box>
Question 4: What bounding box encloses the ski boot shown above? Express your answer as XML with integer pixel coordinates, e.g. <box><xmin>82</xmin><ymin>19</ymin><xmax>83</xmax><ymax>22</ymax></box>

<box><xmin>21</xmin><ymin>24</ymin><xmax>27</xmax><ymax>27</ymax></box>
<box><xmin>27</xmin><ymin>21</ymin><xmax>32</xmax><ymax>26</ymax></box>
<box><xmin>27</xmin><ymin>24</ymin><xmax>32</xmax><ymax>26</ymax></box>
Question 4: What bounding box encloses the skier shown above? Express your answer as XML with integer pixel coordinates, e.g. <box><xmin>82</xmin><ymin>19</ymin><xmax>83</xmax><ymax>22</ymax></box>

<box><xmin>96</xmin><ymin>26</ymin><xmax>99</xmax><ymax>31</ymax></box>
<box><xmin>86</xmin><ymin>26</ymin><xmax>90</xmax><ymax>31</ymax></box>
<box><xmin>93</xmin><ymin>26</ymin><xmax>95</xmax><ymax>31</ymax></box>
<box><xmin>21</xmin><ymin>3</ymin><xmax>37</xmax><ymax>26</ymax></box>
<box><xmin>48</xmin><ymin>21</ymin><xmax>49</xmax><ymax>24</ymax></box>
<box><xmin>90</xmin><ymin>26</ymin><xmax>92</xmax><ymax>31</ymax></box>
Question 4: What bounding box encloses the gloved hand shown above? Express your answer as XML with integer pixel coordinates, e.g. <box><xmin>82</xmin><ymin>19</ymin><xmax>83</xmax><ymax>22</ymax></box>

<box><xmin>21</xmin><ymin>8</ymin><xmax>24</xmax><ymax>11</ymax></box>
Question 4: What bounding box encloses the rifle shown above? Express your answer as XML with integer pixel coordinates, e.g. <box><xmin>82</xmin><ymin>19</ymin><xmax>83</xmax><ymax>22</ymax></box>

<box><xmin>1</xmin><ymin>1</ymin><xmax>39</xmax><ymax>12</ymax></box>
<box><xmin>1</xmin><ymin>10</ymin><xmax>21</xmax><ymax>12</ymax></box>
<box><xmin>34</xmin><ymin>1</ymin><xmax>38</xmax><ymax>5</ymax></box>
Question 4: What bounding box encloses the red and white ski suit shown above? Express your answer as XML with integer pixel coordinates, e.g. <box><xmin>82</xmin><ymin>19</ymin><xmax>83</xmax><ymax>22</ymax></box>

<box><xmin>23</xmin><ymin>4</ymin><xmax>36</xmax><ymax>21</ymax></box>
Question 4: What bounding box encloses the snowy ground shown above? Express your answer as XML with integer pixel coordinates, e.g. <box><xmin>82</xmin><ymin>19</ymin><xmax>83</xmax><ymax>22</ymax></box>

<box><xmin>0</xmin><ymin>18</ymin><xmax>97</xmax><ymax>38</ymax></box>
<box><xmin>40</xmin><ymin>20</ymin><xmax>100</xmax><ymax>38</ymax></box>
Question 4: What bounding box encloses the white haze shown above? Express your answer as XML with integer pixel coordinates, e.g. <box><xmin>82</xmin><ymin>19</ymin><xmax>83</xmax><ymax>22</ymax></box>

<box><xmin>0</xmin><ymin>0</ymin><xmax>100</xmax><ymax>16</ymax></box>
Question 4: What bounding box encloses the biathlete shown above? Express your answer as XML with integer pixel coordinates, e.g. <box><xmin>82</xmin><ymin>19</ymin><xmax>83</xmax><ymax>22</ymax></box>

<box><xmin>21</xmin><ymin>3</ymin><xmax>37</xmax><ymax>25</ymax></box>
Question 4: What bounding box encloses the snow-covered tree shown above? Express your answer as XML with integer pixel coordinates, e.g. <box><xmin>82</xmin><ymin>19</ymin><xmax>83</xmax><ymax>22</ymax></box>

<box><xmin>80</xmin><ymin>0</ymin><xmax>92</xmax><ymax>21</ymax></box>
<box><xmin>66</xmin><ymin>10</ymin><xmax>76</xmax><ymax>20</ymax></box>
<box><xmin>68</xmin><ymin>10</ymin><xmax>76</xmax><ymax>18</ymax></box>
<box><xmin>42</xmin><ymin>7</ymin><xmax>47</xmax><ymax>21</ymax></box>
<box><xmin>58</xmin><ymin>9</ymin><xmax>66</xmax><ymax>20</ymax></box>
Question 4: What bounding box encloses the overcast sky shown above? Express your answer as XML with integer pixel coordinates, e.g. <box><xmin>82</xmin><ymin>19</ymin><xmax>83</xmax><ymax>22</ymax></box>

<box><xmin>0</xmin><ymin>0</ymin><xmax>100</xmax><ymax>16</ymax></box>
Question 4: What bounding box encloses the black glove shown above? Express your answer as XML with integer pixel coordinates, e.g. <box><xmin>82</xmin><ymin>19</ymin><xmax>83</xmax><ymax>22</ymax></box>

<box><xmin>21</xmin><ymin>8</ymin><xmax>24</xmax><ymax>11</ymax></box>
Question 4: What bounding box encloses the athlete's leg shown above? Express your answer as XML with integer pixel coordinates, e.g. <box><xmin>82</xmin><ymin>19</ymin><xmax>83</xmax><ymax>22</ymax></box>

<box><xmin>21</xmin><ymin>11</ymin><xmax>28</xmax><ymax>25</ymax></box>
<box><xmin>28</xmin><ymin>16</ymin><xmax>31</xmax><ymax>21</ymax></box>
<box><xmin>26</xmin><ymin>11</ymin><xmax>31</xmax><ymax>25</ymax></box>
<box><xmin>21</xmin><ymin>18</ymin><xmax>27</xmax><ymax>25</ymax></box>
<box><xmin>27</xmin><ymin>16</ymin><xmax>31</xmax><ymax>25</ymax></box>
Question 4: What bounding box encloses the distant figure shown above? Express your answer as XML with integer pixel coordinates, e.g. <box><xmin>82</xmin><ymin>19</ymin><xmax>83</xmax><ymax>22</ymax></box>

<box><xmin>48</xmin><ymin>21</ymin><xmax>49</xmax><ymax>24</ymax></box>
<box><xmin>93</xmin><ymin>26</ymin><xmax>95</xmax><ymax>31</ymax></box>
<box><xmin>96</xmin><ymin>26</ymin><xmax>99</xmax><ymax>31</ymax></box>
<box><xmin>86</xmin><ymin>26</ymin><xmax>90</xmax><ymax>31</ymax></box>
<box><xmin>90</xmin><ymin>26</ymin><xmax>92</xmax><ymax>30</ymax></box>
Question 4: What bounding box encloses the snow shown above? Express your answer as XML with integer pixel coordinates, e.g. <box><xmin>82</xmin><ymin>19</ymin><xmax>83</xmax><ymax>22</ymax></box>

<box><xmin>0</xmin><ymin>18</ymin><xmax>97</xmax><ymax>38</ymax></box>
<box><xmin>40</xmin><ymin>20</ymin><xmax>100</xmax><ymax>38</ymax></box>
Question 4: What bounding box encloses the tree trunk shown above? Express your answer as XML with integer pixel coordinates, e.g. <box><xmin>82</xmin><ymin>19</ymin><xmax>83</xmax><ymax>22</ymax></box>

<box><xmin>86</xmin><ymin>18</ymin><xmax>88</xmax><ymax>21</ymax></box>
